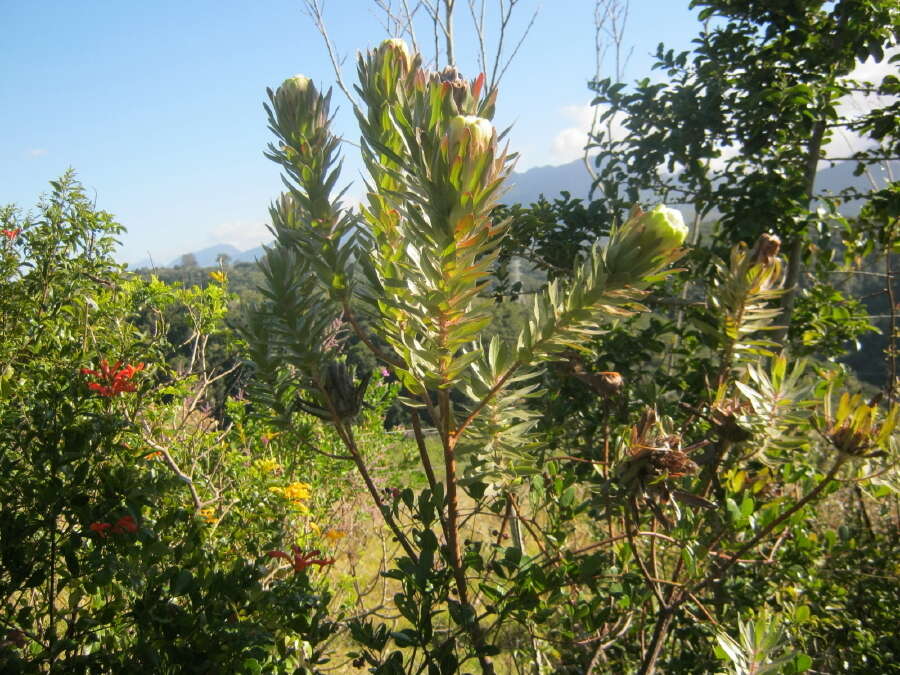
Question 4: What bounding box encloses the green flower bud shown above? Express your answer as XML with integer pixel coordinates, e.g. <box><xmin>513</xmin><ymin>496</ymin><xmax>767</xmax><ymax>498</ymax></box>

<box><xmin>282</xmin><ymin>74</ymin><xmax>311</xmax><ymax>95</ymax></box>
<box><xmin>637</xmin><ymin>205</ymin><xmax>688</xmax><ymax>252</ymax></box>
<box><xmin>605</xmin><ymin>204</ymin><xmax>687</xmax><ymax>279</ymax></box>
<box><xmin>274</xmin><ymin>74</ymin><xmax>316</xmax><ymax>118</ymax></box>
<box><xmin>446</xmin><ymin>115</ymin><xmax>495</xmax><ymax>158</ymax></box>
<box><xmin>376</xmin><ymin>38</ymin><xmax>412</xmax><ymax>73</ymax></box>
<box><xmin>276</xmin><ymin>75</ymin><xmax>313</xmax><ymax>100</ymax></box>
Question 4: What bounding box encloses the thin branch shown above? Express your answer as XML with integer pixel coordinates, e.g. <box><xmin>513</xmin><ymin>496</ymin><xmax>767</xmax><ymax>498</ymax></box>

<box><xmin>342</xmin><ymin>301</ymin><xmax>404</xmax><ymax>367</ymax></box>
<box><xmin>453</xmin><ymin>364</ymin><xmax>519</xmax><ymax>438</ymax></box>
<box><xmin>625</xmin><ymin>506</ymin><xmax>666</xmax><ymax>608</ymax></box>
<box><xmin>467</xmin><ymin>0</ymin><xmax>488</xmax><ymax>75</ymax></box>
<box><xmin>302</xmin><ymin>0</ymin><xmax>360</xmax><ymax>108</ymax></box>
<box><xmin>410</xmin><ymin>409</ymin><xmax>449</xmax><ymax>534</ymax></box>
<box><xmin>142</xmin><ymin>433</ymin><xmax>206</xmax><ymax>511</ymax></box>
<box><xmin>400</xmin><ymin>0</ymin><xmax>423</xmax><ymax>54</ymax></box>
<box><xmin>691</xmin><ymin>456</ymin><xmax>847</xmax><ymax>597</ymax></box>
<box><xmin>492</xmin><ymin>4</ymin><xmax>539</xmax><ymax>88</ymax></box>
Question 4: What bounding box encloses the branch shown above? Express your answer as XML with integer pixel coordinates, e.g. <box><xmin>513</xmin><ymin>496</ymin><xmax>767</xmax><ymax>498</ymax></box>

<box><xmin>341</xmin><ymin>301</ymin><xmax>404</xmax><ymax>367</ymax></box>
<box><xmin>142</xmin><ymin>432</ymin><xmax>206</xmax><ymax>511</ymax></box>
<box><xmin>410</xmin><ymin>409</ymin><xmax>449</xmax><ymax>534</ymax></box>
<box><xmin>625</xmin><ymin>505</ymin><xmax>666</xmax><ymax>607</ymax></box>
<box><xmin>302</xmin><ymin>0</ymin><xmax>360</xmax><ymax>108</ymax></box>
<box><xmin>690</xmin><ymin>455</ymin><xmax>847</xmax><ymax>596</ymax></box>
<box><xmin>492</xmin><ymin>3</ymin><xmax>539</xmax><ymax>89</ymax></box>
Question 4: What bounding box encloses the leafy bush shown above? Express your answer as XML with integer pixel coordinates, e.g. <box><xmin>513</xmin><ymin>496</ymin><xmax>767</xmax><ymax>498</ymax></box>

<box><xmin>1</xmin><ymin>28</ymin><xmax>897</xmax><ymax>675</ymax></box>
<box><xmin>242</xmin><ymin>38</ymin><xmax>898</xmax><ymax>674</ymax></box>
<box><xmin>0</xmin><ymin>175</ymin><xmax>337</xmax><ymax>672</ymax></box>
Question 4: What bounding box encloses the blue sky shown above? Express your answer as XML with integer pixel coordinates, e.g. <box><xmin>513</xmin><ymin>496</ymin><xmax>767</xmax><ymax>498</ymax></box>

<box><xmin>1</xmin><ymin>1</ymin><xmax>699</xmax><ymax>264</ymax></box>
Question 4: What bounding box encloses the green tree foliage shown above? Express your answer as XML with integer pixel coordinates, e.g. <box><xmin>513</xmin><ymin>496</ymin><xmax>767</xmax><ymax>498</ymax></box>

<box><xmin>0</xmin><ymin>174</ymin><xmax>340</xmax><ymax>672</ymax></box>
<box><xmin>589</xmin><ymin>0</ymin><xmax>898</xmax><ymax>348</ymax></box>
<box><xmin>1</xmin><ymin>18</ymin><xmax>898</xmax><ymax>674</ymax></box>
<box><xmin>244</xmin><ymin>37</ymin><xmax>898</xmax><ymax>674</ymax></box>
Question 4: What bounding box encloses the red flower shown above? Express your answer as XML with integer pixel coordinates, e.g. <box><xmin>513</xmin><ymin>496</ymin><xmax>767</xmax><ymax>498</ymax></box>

<box><xmin>1</xmin><ymin>228</ymin><xmax>20</xmax><ymax>241</ymax></box>
<box><xmin>81</xmin><ymin>360</ymin><xmax>145</xmax><ymax>397</ymax></box>
<box><xmin>266</xmin><ymin>546</ymin><xmax>335</xmax><ymax>573</ymax></box>
<box><xmin>89</xmin><ymin>521</ymin><xmax>112</xmax><ymax>537</ymax></box>
<box><xmin>111</xmin><ymin>515</ymin><xmax>138</xmax><ymax>534</ymax></box>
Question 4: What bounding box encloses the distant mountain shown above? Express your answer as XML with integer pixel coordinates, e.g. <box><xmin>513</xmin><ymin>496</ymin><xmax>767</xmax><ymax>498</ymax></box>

<box><xmin>137</xmin><ymin>159</ymin><xmax>895</xmax><ymax>269</ymax></box>
<box><xmin>501</xmin><ymin>157</ymin><xmax>897</xmax><ymax>212</ymax></box>
<box><xmin>235</xmin><ymin>245</ymin><xmax>268</xmax><ymax>263</ymax></box>
<box><xmin>502</xmin><ymin>160</ymin><xmax>592</xmax><ymax>206</ymax></box>
<box><xmin>167</xmin><ymin>243</ymin><xmax>243</xmax><ymax>268</ymax></box>
<box><xmin>814</xmin><ymin>160</ymin><xmax>897</xmax><ymax>215</ymax></box>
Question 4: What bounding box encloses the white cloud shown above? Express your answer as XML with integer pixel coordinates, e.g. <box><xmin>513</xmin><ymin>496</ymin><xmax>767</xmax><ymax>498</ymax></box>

<box><xmin>550</xmin><ymin>126</ymin><xmax>592</xmax><ymax>165</ymax></box>
<box><xmin>207</xmin><ymin>220</ymin><xmax>271</xmax><ymax>252</ymax></box>
<box><xmin>851</xmin><ymin>47</ymin><xmax>899</xmax><ymax>85</ymax></box>
<box><xmin>25</xmin><ymin>148</ymin><xmax>48</xmax><ymax>158</ymax></box>
<box><xmin>536</xmin><ymin>46</ymin><xmax>898</xmax><ymax>171</ymax></box>
<box><xmin>547</xmin><ymin>104</ymin><xmax>595</xmax><ymax>165</ymax></box>
<box><xmin>542</xmin><ymin>102</ymin><xmax>630</xmax><ymax>167</ymax></box>
<box><xmin>826</xmin><ymin>46</ymin><xmax>899</xmax><ymax>159</ymax></box>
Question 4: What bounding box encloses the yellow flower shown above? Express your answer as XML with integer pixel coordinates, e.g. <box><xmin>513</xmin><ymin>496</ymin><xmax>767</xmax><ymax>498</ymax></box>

<box><xmin>271</xmin><ymin>482</ymin><xmax>312</xmax><ymax>511</ymax></box>
<box><xmin>209</xmin><ymin>270</ymin><xmax>227</xmax><ymax>284</ymax></box>
<box><xmin>283</xmin><ymin>482</ymin><xmax>311</xmax><ymax>501</ymax></box>
<box><xmin>253</xmin><ymin>458</ymin><xmax>283</xmax><ymax>474</ymax></box>
<box><xmin>199</xmin><ymin>508</ymin><xmax>218</xmax><ymax>524</ymax></box>
<box><xmin>308</xmin><ymin>521</ymin><xmax>321</xmax><ymax>534</ymax></box>
<box><xmin>324</xmin><ymin>529</ymin><xmax>346</xmax><ymax>542</ymax></box>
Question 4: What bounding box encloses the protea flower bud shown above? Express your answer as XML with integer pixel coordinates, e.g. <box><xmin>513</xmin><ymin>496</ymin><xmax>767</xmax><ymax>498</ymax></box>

<box><xmin>294</xmin><ymin>362</ymin><xmax>372</xmax><ymax>423</ymax></box>
<box><xmin>275</xmin><ymin>74</ymin><xmax>314</xmax><ymax>111</ymax></box>
<box><xmin>606</xmin><ymin>205</ymin><xmax>687</xmax><ymax>278</ymax></box>
<box><xmin>376</xmin><ymin>38</ymin><xmax>412</xmax><ymax>75</ymax></box>
<box><xmin>445</xmin><ymin>115</ymin><xmax>495</xmax><ymax>159</ymax></box>
<box><xmin>635</xmin><ymin>205</ymin><xmax>688</xmax><ymax>253</ymax></box>
<box><xmin>269</xmin><ymin>74</ymin><xmax>329</xmax><ymax>149</ymax></box>
<box><xmin>439</xmin><ymin>66</ymin><xmax>469</xmax><ymax>108</ymax></box>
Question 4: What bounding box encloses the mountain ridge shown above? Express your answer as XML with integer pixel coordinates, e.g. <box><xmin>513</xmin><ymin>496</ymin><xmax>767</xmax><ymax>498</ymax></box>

<box><xmin>131</xmin><ymin>158</ymin><xmax>896</xmax><ymax>268</ymax></box>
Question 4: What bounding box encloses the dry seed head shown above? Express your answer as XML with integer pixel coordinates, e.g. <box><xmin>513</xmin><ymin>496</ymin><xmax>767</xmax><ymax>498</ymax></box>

<box><xmin>710</xmin><ymin>399</ymin><xmax>754</xmax><ymax>443</ymax></box>
<box><xmin>750</xmin><ymin>232</ymin><xmax>781</xmax><ymax>266</ymax></box>
<box><xmin>828</xmin><ymin>423</ymin><xmax>870</xmax><ymax>456</ymax></box>
<box><xmin>651</xmin><ymin>448</ymin><xmax>697</xmax><ymax>478</ymax></box>
<box><xmin>595</xmin><ymin>371</ymin><xmax>624</xmax><ymax>397</ymax></box>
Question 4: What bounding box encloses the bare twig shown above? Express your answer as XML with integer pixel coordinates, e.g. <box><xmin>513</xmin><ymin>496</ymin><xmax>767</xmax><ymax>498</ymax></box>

<box><xmin>492</xmin><ymin>2</ymin><xmax>539</xmax><ymax>89</ymax></box>
<box><xmin>142</xmin><ymin>432</ymin><xmax>206</xmax><ymax>511</ymax></box>
<box><xmin>302</xmin><ymin>0</ymin><xmax>360</xmax><ymax>108</ymax></box>
<box><xmin>585</xmin><ymin>0</ymin><xmax>632</xmax><ymax>180</ymax></box>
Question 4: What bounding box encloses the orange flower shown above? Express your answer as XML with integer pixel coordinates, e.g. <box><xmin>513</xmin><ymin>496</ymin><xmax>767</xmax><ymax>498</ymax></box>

<box><xmin>324</xmin><ymin>528</ymin><xmax>346</xmax><ymax>542</ymax></box>
<box><xmin>2</xmin><ymin>228</ymin><xmax>20</xmax><ymax>241</ymax></box>
<box><xmin>111</xmin><ymin>515</ymin><xmax>138</xmax><ymax>534</ymax></box>
<box><xmin>89</xmin><ymin>521</ymin><xmax>112</xmax><ymax>537</ymax></box>
<box><xmin>81</xmin><ymin>360</ymin><xmax>144</xmax><ymax>397</ymax></box>
<box><xmin>266</xmin><ymin>546</ymin><xmax>335</xmax><ymax>574</ymax></box>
